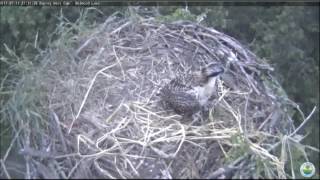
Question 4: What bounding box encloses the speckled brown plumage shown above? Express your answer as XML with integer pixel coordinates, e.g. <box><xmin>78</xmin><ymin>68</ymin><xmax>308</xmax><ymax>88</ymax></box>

<box><xmin>160</xmin><ymin>78</ymin><xmax>201</xmax><ymax>116</ymax></box>
<box><xmin>159</xmin><ymin>62</ymin><xmax>225</xmax><ymax>117</ymax></box>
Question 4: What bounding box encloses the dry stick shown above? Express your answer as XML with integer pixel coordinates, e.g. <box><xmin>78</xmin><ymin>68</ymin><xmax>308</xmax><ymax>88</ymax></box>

<box><xmin>286</xmin><ymin>98</ymin><xmax>306</xmax><ymax>121</ymax></box>
<box><xmin>207</xmin><ymin>154</ymin><xmax>247</xmax><ymax>179</ymax></box>
<box><xmin>125</xmin><ymin>158</ymin><xmax>139</xmax><ymax>176</ymax></box>
<box><xmin>114</xmin><ymin>45</ymin><xmax>144</xmax><ymax>51</ymax></box>
<box><xmin>243</xmin><ymin>95</ymin><xmax>249</xmax><ymax>136</ymax></box>
<box><xmin>148</xmin><ymin>135</ymin><xmax>184</xmax><ymax>144</ymax></box>
<box><xmin>50</xmin><ymin>159</ymin><xmax>67</xmax><ymax>179</ymax></box>
<box><xmin>50</xmin><ymin>110</ymin><xmax>68</xmax><ymax>154</ymax></box>
<box><xmin>96</xmin><ymin>113</ymin><xmax>129</xmax><ymax>148</ymax></box>
<box><xmin>217</xmin><ymin>33</ymin><xmax>251</xmax><ymax>62</ymax></box>
<box><xmin>221</xmin><ymin>98</ymin><xmax>243</xmax><ymax>133</ymax></box>
<box><xmin>144</xmin><ymin>123</ymin><xmax>177</xmax><ymax>139</ymax></box>
<box><xmin>0</xmin><ymin>73</ymin><xmax>9</xmax><ymax>93</ymax></box>
<box><xmin>159</xmin><ymin>32</ymin><xmax>187</xmax><ymax>60</ymax></box>
<box><xmin>280</xmin><ymin>136</ymin><xmax>287</xmax><ymax>173</ymax></box>
<box><xmin>2</xmin><ymin>124</ymin><xmax>24</xmax><ymax>162</ymax></box>
<box><xmin>25</xmin><ymin>124</ymin><xmax>31</xmax><ymax>179</ymax></box>
<box><xmin>249</xmin><ymin>141</ymin><xmax>284</xmax><ymax>170</ymax></box>
<box><xmin>159</xmin><ymin>34</ymin><xmax>171</xmax><ymax>49</ymax></box>
<box><xmin>50</xmin><ymin>110</ymin><xmax>73</xmax><ymax>168</ymax></box>
<box><xmin>191</xmin><ymin>46</ymin><xmax>199</xmax><ymax>63</ymax></box>
<box><xmin>268</xmin><ymin>106</ymin><xmax>317</xmax><ymax>152</ymax></box>
<box><xmin>19</xmin><ymin>146</ymin><xmax>55</xmax><ymax>159</ymax></box>
<box><xmin>150</xmin><ymin>146</ymin><xmax>174</xmax><ymax>159</ymax></box>
<box><xmin>112</xmin><ymin>46</ymin><xmax>126</xmax><ymax>81</ymax></box>
<box><xmin>110</xmin><ymin>21</ymin><xmax>131</xmax><ymax>35</ymax></box>
<box><xmin>133</xmin><ymin>103</ymin><xmax>180</xmax><ymax>120</ymax></box>
<box><xmin>288</xmin><ymin>137</ymin><xmax>320</xmax><ymax>153</ymax></box>
<box><xmin>217</xmin><ymin>141</ymin><xmax>229</xmax><ymax>158</ymax></box>
<box><xmin>239</xmin><ymin>64</ymin><xmax>260</xmax><ymax>95</ymax></box>
<box><xmin>75</xmin><ymin>37</ymin><xmax>95</xmax><ymax>55</ymax></box>
<box><xmin>190</xmin><ymin>38</ymin><xmax>220</xmax><ymax>60</ymax></box>
<box><xmin>67</xmin><ymin>157</ymin><xmax>85</xmax><ymax>178</ymax></box>
<box><xmin>112</xmin><ymin>133</ymin><xmax>125</xmax><ymax>155</ymax></box>
<box><xmin>68</xmin><ymin>62</ymin><xmax>120</xmax><ymax>133</ymax></box>
<box><xmin>100</xmin><ymin>11</ymin><xmax>119</xmax><ymax>30</ymax></box>
<box><xmin>100</xmin><ymin>71</ymin><xmax>123</xmax><ymax>81</ymax></box>
<box><xmin>287</xmin><ymin>140</ymin><xmax>295</xmax><ymax>179</ymax></box>
<box><xmin>0</xmin><ymin>159</ymin><xmax>11</xmax><ymax>179</ymax></box>
<box><xmin>258</xmin><ymin>111</ymin><xmax>275</xmax><ymax>131</ymax></box>
<box><xmin>54</xmin><ymin>153</ymin><xmax>78</xmax><ymax>159</ymax></box>
<box><xmin>139</xmin><ymin>113</ymin><xmax>151</xmax><ymax>157</ymax></box>
<box><xmin>289</xmin><ymin>106</ymin><xmax>317</xmax><ymax>137</ymax></box>
<box><xmin>186</xmin><ymin>135</ymin><xmax>233</xmax><ymax>140</ymax></box>
<box><xmin>173</xmin><ymin>123</ymin><xmax>186</xmax><ymax>157</ymax></box>
<box><xmin>76</xmin><ymin>134</ymin><xmax>97</xmax><ymax>155</ymax></box>
<box><xmin>93</xmin><ymin>159</ymin><xmax>117</xmax><ymax>179</ymax></box>
<box><xmin>184</xmin><ymin>140</ymin><xmax>206</xmax><ymax>150</ymax></box>
<box><xmin>150</xmin><ymin>58</ymin><xmax>156</xmax><ymax>90</ymax></box>
<box><xmin>145</xmin><ymin>87</ymin><xmax>159</xmax><ymax>105</ymax></box>
<box><xmin>218</xmin><ymin>94</ymin><xmax>283</xmax><ymax>178</ymax></box>
<box><xmin>114</xmin><ymin>156</ymin><xmax>126</xmax><ymax>179</ymax></box>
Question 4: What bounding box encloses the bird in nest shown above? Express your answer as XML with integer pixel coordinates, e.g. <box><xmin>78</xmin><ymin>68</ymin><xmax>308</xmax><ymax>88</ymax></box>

<box><xmin>159</xmin><ymin>62</ymin><xmax>225</xmax><ymax>119</ymax></box>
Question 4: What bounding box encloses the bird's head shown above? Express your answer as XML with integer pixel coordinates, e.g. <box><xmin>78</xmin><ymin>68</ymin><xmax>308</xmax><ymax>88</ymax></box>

<box><xmin>201</xmin><ymin>62</ymin><xmax>225</xmax><ymax>79</ymax></box>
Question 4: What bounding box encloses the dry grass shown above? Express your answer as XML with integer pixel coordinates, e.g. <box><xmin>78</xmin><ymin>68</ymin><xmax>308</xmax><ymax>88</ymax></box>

<box><xmin>1</xmin><ymin>8</ymin><xmax>318</xmax><ymax>179</ymax></box>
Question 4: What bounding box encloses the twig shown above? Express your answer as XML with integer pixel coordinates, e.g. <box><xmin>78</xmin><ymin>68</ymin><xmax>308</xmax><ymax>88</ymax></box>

<box><xmin>0</xmin><ymin>159</ymin><xmax>11</xmax><ymax>179</ymax></box>
<box><xmin>2</xmin><ymin>125</ymin><xmax>24</xmax><ymax>162</ymax></box>
<box><xmin>289</xmin><ymin>106</ymin><xmax>317</xmax><ymax>137</ymax></box>
<box><xmin>113</xmin><ymin>46</ymin><xmax>126</xmax><ymax>81</ymax></box>
<box><xmin>68</xmin><ymin>62</ymin><xmax>120</xmax><ymax>133</ymax></box>
<box><xmin>75</xmin><ymin>37</ymin><xmax>95</xmax><ymax>55</ymax></box>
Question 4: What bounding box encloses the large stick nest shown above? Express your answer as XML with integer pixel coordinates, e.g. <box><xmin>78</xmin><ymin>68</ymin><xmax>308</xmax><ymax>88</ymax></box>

<box><xmin>3</xmin><ymin>11</ymin><xmax>311</xmax><ymax>179</ymax></box>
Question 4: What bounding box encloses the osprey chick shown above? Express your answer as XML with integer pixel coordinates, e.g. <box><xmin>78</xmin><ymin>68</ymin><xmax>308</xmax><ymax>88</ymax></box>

<box><xmin>159</xmin><ymin>62</ymin><xmax>224</xmax><ymax>117</ymax></box>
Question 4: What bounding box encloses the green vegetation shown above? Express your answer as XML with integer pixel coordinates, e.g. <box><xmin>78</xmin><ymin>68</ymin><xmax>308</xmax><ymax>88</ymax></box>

<box><xmin>157</xmin><ymin>8</ymin><xmax>197</xmax><ymax>22</ymax></box>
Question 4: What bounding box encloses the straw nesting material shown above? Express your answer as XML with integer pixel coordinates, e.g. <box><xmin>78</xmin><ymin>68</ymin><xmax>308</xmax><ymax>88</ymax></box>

<box><xmin>7</xmin><ymin>13</ymin><xmax>301</xmax><ymax>179</ymax></box>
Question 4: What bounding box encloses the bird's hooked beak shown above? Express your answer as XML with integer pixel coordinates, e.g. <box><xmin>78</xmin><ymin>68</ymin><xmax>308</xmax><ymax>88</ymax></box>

<box><xmin>202</xmin><ymin>62</ymin><xmax>225</xmax><ymax>78</ymax></box>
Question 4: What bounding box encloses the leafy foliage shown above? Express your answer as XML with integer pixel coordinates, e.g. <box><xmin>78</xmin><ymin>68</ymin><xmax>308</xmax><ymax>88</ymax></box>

<box><xmin>157</xmin><ymin>8</ymin><xmax>197</xmax><ymax>22</ymax></box>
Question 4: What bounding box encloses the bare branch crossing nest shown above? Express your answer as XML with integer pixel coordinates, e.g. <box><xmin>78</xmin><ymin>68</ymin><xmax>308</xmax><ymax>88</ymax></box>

<box><xmin>2</xmin><ymin>11</ymin><xmax>318</xmax><ymax>179</ymax></box>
